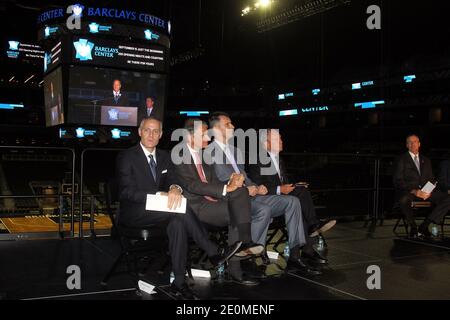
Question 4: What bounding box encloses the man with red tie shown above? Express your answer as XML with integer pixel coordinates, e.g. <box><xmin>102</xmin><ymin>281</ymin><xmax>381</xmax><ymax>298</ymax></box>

<box><xmin>173</xmin><ymin>118</ymin><xmax>264</xmax><ymax>286</ymax></box>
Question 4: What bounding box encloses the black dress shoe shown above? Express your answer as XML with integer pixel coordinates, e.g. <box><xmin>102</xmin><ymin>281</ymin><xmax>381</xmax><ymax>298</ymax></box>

<box><xmin>301</xmin><ymin>250</ymin><xmax>328</xmax><ymax>264</ymax></box>
<box><xmin>210</xmin><ymin>241</ymin><xmax>242</xmax><ymax>267</ymax></box>
<box><xmin>245</xmin><ymin>269</ymin><xmax>268</xmax><ymax>280</ymax></box>
<box><xmin>170</xmin><ymin>283</ymin><xmax>200</xmax><ymax>300</ymax></box>
<box><xmin>408</xmin><ymin>226</ymin><xmax>421</xmax><ymax>239</ymax></box>
<box><xmin>235</xmin><ymin>242</ymin><xmax>264</xmax><ymax>257</ymax></box>
<box><xmin>418</xmin><ymin>224</ymin><xmax>432</xmax><ymax>238</ymax></box>
<box><xmin>241</xmin><ymin>260</ymin><xmax>268</xmax><ymax>279</ymax></box>
<box><xmin>309</xmin><ymin>219</ymin><xmax>337</xmax><ymax>237</ymax></box>
<box><xmin>229</xmin><ymin>273</ymin><xmax>260</xmax><ymax>286</ymax></box>
<box><xmin>261</xmin><ymin>252</ymin><xmax>271</xmax><ymax>265</ymax></box>
<box><xmin>287</xmin><ymin>258</ymin><xmax>322</xmax><ymax>276</ymax></box>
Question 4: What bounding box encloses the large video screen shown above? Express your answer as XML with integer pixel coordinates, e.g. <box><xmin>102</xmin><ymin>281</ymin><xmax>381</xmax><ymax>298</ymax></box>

<box><xmin>67</xmin><ymin>65</ymin><xmax>166</xmax><ymax>126</ymax></box>
<box><xmin>71</xmin><ymin>36</ymin><xmax>167</xmax><ymax>73</ymax></box>
<box><xmin>44</xmin><ymin>67</ymin><xmax>64</xmax><ymax>127</ymax></box>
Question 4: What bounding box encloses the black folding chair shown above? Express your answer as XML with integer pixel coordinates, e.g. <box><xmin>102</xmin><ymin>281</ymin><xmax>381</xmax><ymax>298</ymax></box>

<box><xmin>101</xmin><ymin>179</ymin><xmax>168</xmax><ymax>286</ymax></box>
<box><xmin>393</xmin><ymin>200</ymin><xmax>433</xmax><ymax>236</ymax></box>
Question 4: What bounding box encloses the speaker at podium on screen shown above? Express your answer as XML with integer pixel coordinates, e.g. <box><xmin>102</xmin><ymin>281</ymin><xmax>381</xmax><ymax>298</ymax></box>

<box><xmin>102</xmin><ymin>79</ymin><xmax>130</xmax><ymax>106</ymax></box>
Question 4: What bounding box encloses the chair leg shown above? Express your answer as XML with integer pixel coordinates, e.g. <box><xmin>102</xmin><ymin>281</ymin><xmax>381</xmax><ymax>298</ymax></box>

<box><xmin>402</xmin><ymin>218</ymin><xmax>409</xmax><ymax>235</ymax></box>
<box><xmin>393</xmin><ymin>217</ymin><xmax>400</xmax><ymax>235</ymax></box>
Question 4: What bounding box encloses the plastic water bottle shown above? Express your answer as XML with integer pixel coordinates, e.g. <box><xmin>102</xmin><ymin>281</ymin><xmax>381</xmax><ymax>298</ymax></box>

<box><xmin>169</xmin><ymin>271</ymin><xmax>175</xmax><ymax>284</ymax></box>
<box><xmin>283</xmin><ymin>242</ymin><xmax>290</xmax><ymax>258</ymax></box>
<box><xmin>217</xmin><ymin>263</ymin><xmax>225</xmax><ymax>279</ymax></box>
<box><xmin>316</xmin><ymin>236</ymin><xmax>325</xmax><ymax>251</ymax></box>
<box><xmin>431</xmin><ymin>225</ymin><xmax>439</xmax><ymax>237</ymax></box>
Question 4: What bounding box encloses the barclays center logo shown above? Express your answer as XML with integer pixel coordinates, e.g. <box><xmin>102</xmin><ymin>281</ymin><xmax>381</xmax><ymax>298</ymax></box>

<box><xmin>9</xmin><ymin>41</ymin><xmax>20</xmax><ymax>50</ymax></box>
<box><xmin>73</xmin><ymin>38</ymin><xmax>94</xmax><ymax>61</ymax></box>
<box><xmin>108</xmin><ymin>108</ymin><xmax>119</xmax><ymax>121</ymax></box>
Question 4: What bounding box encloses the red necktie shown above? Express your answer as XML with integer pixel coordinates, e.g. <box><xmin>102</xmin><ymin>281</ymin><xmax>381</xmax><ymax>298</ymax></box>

<box><xmin>192</xmin><ymin>151</ymin><xmax>218</xmax><ymax>202</ymax></box>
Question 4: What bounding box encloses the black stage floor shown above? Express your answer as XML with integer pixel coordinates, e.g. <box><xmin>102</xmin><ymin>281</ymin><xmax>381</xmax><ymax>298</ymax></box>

<box><xmin>1</xmin><ymin>219</ymin><xmax>450</xmax><ymax>300</ymax></box>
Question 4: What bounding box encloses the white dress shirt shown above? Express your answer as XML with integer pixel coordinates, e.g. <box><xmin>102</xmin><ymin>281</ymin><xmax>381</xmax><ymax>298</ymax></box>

<box><xmin>140</xmin><ymin>142</ymin><xmax>156</xmax><ymax>165</ymax></box>
<box><xmin>140</xmin><ymin>143</ymin><xmax>182</xmax><ymax>193</ymax></box>
<box><xmin>187</xmin><ymin>144</ymin><xmax>227</xmax><ymax>196</ymax></box>
<box><xmin>268</xmin><ymin>151</ymin><xmax>282</xmax><ymax>195</ymax></box>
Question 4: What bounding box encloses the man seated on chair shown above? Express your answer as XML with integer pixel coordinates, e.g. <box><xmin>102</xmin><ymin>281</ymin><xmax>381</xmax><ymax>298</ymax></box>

<box><xmin>116</xmin><ymin>116</ymin><xmax>242</xmax><ymax>299</ymax></box>
<box><xmin>205</xmin><ymin>112</ymin><xmax>323</xmax><ymax>275</ymax></box>
<box><xmin>393</xmin><ymin>134</ymin><xmax>450</xmax><ymax>238</ymax></box>
<box><xmin>247</xmin><ymin>129</ymin><xmax>336</xmax><ymax>244</ymax></box>
<box><xmin>172</xmin><ymin>118</ymin><xmax>265</xmax><ymax>286</ymax></box>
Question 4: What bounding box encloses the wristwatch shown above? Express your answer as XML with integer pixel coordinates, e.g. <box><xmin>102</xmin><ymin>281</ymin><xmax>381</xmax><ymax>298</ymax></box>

<box><xmin>169</xmin><ymin>184</ymin><xmax>183</xmax><ymax>194</ymax></box>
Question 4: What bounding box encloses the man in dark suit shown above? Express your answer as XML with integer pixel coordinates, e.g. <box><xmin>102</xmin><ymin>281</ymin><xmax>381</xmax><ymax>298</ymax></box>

<box><xmin>116</xmin><ymin>116</ymin><xmax>241</xmax><ymax>299</ymax></box>
<box><xmin>248</xmin><ymin>129</ymin><xmax>336</xmax><ymax>238</ymax></box>
<box><xmin>172</xmin><ymin>118</ymin><xmax>264</xmax><ymax>286</ymax></box>
<box><xmin>138</xmin><ymin>97</ymin><xmax>162</xmax><ymax>124</ymax></box>
<box><xmin>393</xmin><ymin>134</ymin><xmax>450</xmax><ymax>237</ymax></box>
<box><xmin>104</xmin><ymin>79</ymin><xmax>130</xmax><ymax>106</ymax></box>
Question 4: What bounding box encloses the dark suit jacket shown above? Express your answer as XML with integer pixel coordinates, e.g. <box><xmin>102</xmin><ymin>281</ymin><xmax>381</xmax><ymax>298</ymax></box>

<box><xmin>393</xmin><ymin>152</ymin><xmax>435</xmax><ymax>197</ymax></box>
<box><xmin>247</xmin><ymin>152</ymin><xmax>290</xmax><ymax>195</ymax></box>
<box><xmin>116</xmin><ymin>144</ymin><xmax>178</xmax><ymax>226</ymax></box>
<box><xmin>104</xmin><ymin>93</ymin><xmax>130</xmax><ymax>107</ymax></box>
<box><xmin>172</xmin><ymin>143</ymin><xmax>227</xmax><ymax>214</ymax></box>
<box><xmin>138</xmin><ymin>106</ymin><xmax>163</xmax><ymax>123</ymax></box>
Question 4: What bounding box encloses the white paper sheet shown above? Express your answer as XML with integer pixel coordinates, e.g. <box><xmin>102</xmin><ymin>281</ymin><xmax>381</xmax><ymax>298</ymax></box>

<box><xmin>421</xmin><ymin>181</ymin><xmax>436</xmax><ymax>194</ymax></box>
<box><xmin>145</xmin><ymin>194</ymin><xmax>187</xmax><ymax>214</ymax></box>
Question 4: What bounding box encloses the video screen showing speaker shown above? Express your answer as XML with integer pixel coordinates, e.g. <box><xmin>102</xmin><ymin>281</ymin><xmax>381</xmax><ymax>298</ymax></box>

<box><xmin>44</xmin><ymin>67</ymin><xmax>65</xmax><ymax>127</ymax></box>
<box><xmin>67</xmin><ymin>65</ymin><xmax>166</xmax><ymax>126</ymax></box>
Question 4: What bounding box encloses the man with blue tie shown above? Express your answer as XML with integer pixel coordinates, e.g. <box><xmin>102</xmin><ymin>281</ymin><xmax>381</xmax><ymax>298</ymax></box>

<box><xmin>393</xmin><ymin>134</ymin><xmax>450</xmax><ymax>238</ymax></box>
<box><xmin>116</xmin><ymin>116</ymin><xmax>242</xmax><ymax>299</ymax></box>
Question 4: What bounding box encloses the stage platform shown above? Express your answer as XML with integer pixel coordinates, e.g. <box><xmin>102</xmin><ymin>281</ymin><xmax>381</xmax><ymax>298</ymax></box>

<box><xmin>1</xmin><ymin>219</ymin><xmax>450</xmax><ymax>300</ymax></box>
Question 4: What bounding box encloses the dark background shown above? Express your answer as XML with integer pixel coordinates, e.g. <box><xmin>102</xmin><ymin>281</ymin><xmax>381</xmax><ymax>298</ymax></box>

<box><xmin>0</xmin><ymin>0</ymin><xmax>449</xmax><ymax>154</ymax></box>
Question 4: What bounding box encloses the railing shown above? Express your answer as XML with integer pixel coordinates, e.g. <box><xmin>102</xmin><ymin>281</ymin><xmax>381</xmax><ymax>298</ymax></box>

<box><xmin>1</xmin><ymin>146</ymin><xmax>448</xmax><ymax>240</ymax></box>
<box><xmin>0</xmin><ymin>146</ymin><xmax>76</xmax><ymax>237</ymax></box>
<box><xmin>79</xmin><ymin>148</ymin><xmax>125</xmax><ymax>238</ymax></box>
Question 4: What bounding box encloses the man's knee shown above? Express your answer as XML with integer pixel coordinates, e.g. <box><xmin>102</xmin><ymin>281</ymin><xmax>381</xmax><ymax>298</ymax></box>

<box><xmin>167</xmin><ymin>214</ymin><xmax>185</xmax><ymax>233</ymax></box>
<box><xmin>228</xmin><ymin>186</ymin><xmax>249</xmax><ymax>199</ymax></box>
<box><xmin>398</xmin><ymin>194</ymin><xmax>413</xmax><ymax>207</ymax></box>
<box><xmin>251</xmin><ymin>204</ymin><xmax>271</xmax><ymax>222</ymax></box>
<box><xmin>285</xmin><ymin>195</ymin><xmax>301</xmax><ymax>209</ymax></box>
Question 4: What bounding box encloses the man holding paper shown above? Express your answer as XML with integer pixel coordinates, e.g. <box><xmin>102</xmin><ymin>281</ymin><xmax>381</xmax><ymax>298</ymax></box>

<box><xmin>393</xmin><ymin>134</ymin><xmax>450</xmax><ymax>238</ymax></box>
<box><xmin>173</xmin><ymin>119</ymin><xmax>265</xmax><ymax>286</ymax></box>
<box><xmin>116</xmin><ymin>116</ymin><xmax>242</xmax><ymax>299</ymax></box>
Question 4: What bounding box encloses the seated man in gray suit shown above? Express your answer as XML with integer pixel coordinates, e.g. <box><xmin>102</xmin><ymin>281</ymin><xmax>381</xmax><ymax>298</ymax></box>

<box><xmin>204</xmin><ymin>112</ymin><xmax>323</xmax><ymax>275</ymax></box>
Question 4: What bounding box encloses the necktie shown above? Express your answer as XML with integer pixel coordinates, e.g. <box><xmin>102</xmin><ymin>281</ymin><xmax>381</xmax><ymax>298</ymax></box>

<box><xmin>148</xmin><ymin>154</ymin><xmax>157</xmax><ymax>182</ymax></box>
<box><xmin>275</xmin><ymin>155</ymin><xmax>283</xmax><ymax>183</ymax></box>
<box><xmin>279</xmin><ymin>157</ymin><xmax>287</xmax><ymax>184</ymax></box>
<box><xmin>225</xmin><ymin>146</ymin><xmax>240</xmax><ymax>174</ymax></box>
<box><xmin>114</xmin><ymin>94</ymin><xmax>119</xmax><ymax>104</ymax></box>
<box><xmin>192</xmin><ymin>151</ymin><xmax>217</xmax><ymax>202</ymax></box>
<box><xmin>414</xmin><ymin>155</ymin><xmax>421</xmax><ymax>174</ymax></box>
<box><xmin>147</xmin><ymin>108</ymin><xmax>153</xmax><ymax>116</ymax></box>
